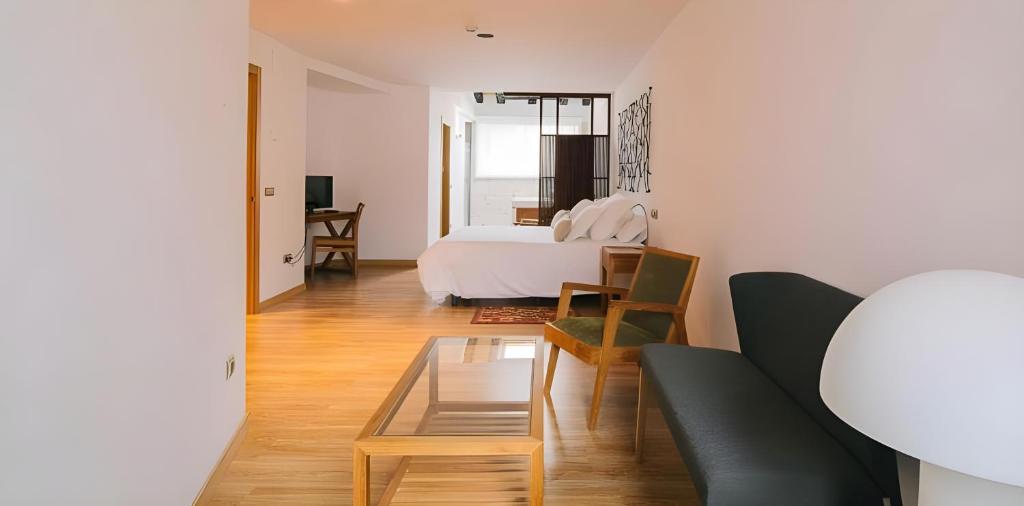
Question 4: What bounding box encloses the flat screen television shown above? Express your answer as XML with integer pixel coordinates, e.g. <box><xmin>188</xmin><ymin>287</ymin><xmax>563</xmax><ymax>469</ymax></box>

<box><xmin>305</xmin><ymin>175</ymin><xmax>333</xmax><ymax>212</ymax></box>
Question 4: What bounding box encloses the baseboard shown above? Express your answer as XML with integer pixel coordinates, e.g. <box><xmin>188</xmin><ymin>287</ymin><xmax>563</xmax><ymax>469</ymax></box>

<box><xmin>357</xmin><ymin>259</ymin><xmax>417</xmax><ymax>267</ymax></box>
<box><xmin>257</xmin><ymin>282</ymin><xmax>306</xmax><ymax>312</ymax></box>
<box><xmin>311</xmin><ymin>259</ymin><xmax>417</xmax><ymax>269</ymax></box>
<box><xmin>193</xmin><ymin>412</ymin><xmax>249</xmax><ymax>506</ymax></box>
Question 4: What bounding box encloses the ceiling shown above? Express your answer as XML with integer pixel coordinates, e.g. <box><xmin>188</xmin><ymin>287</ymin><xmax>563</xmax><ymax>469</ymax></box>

<box><xmin>307</xmin><ymin>69</ymin><xmax>382</xmax><ymax>94</ymax></box>
<box><xmin>251</xmin><ymin>0</ymin><xmax>689</xmax><ymax>91</ymax></box>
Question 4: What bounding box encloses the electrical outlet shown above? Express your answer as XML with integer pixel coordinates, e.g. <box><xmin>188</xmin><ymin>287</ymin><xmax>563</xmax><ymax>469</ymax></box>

<box><xmin>264</xmin><ymin>187</ymin><xmax>275</xmax><ymax>196</ymax></box>
<box><xmin>226</xmin><ymin>355</ymin><xmax>236</xmax><ymax>380</ymax></box>
<box><xmin>283</xmin><ymin>254</ymin><xmax>294</xmax><ymax>263</ymax></box>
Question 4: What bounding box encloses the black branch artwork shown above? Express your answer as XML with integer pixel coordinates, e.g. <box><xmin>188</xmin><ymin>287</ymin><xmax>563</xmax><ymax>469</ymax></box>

<box><xmin>617</xmin><ymin>87</ymin><xmax>652</xmax><ymax>193</ymax></box>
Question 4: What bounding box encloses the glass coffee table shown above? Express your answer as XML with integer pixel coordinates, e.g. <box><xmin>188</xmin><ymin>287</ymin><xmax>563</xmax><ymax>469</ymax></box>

<box><xmin>353</xmin><ymin>336</ymin><xmax>544</xmax><ymax>505</ymax></box>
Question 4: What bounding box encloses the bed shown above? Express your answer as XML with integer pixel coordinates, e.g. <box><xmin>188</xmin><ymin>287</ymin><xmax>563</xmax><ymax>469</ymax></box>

<box><xmin>417</xmin><ymin>225</ymin><xmax>642</xmax><ymax>303</ymax></box>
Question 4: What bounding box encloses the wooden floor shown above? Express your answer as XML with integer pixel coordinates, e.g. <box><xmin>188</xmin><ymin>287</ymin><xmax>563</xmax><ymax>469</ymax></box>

<box><xmin>206</xmin><ymin>266</ymin><xmax>697</xmax><ymax>505</ymax></box>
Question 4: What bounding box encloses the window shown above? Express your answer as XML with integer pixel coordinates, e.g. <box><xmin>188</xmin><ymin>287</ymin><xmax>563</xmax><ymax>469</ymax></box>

<box><xmin>474</xmin><ymin>117</ymin><xmax>539</xmax><ymax>179</ymax></box>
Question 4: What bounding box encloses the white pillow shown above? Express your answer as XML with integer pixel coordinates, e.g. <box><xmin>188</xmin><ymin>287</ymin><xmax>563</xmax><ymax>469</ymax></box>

<box><xmin>616</xmin><ymin>212</ymin><xmax>647</xmax><ymax>242</ymax></box>
<box><xmin>552</xmin><ymin>215</ymin><xmax>572</xmax><ymax>242</ymax></box>
<box><xmin>603</xmin><ymin>192</ymin><xmax>628</xmax><ymax>203</ymax></box>
<box><xmin>568</xmin><ymin>199</ymin><xmax>593</xmax><ymax>219</ymax></box>
<box><xmin>589</xmin><ymin>198</ymin><xmax>637</xmax><ymax>240</ymax></box>
<box><xmin>566</xmin><ymin>206</ymin><xmax>602</xmax><ymax>241</ymax></box>
<box><xmin>552</xmin><ymin>209</ymin><xmax>570</xmax><ymax>223</ymax></box>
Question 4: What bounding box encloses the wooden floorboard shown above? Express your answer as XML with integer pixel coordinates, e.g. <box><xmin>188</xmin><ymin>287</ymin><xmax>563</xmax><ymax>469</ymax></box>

<box><xmin>206</xmin><ymin>266</ymin><xmax>697</xmax><ymax>505</ymax></box>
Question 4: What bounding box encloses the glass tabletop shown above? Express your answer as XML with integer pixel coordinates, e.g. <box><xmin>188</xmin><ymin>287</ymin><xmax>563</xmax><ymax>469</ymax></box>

<box><xmin>375</xmin><ymin>336</ymin><xmax>540</xmax><ymax>436</ymax></box>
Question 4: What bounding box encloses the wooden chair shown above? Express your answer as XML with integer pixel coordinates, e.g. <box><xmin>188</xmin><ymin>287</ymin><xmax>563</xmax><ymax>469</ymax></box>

<box><xmin>310</xmin><ymin>202</ymin><xmax>364</xmax><ymax>280</ymax></box>
<box><xmin>543</xmin><ymin>246</ymin><xmax>699</xmax><ymax>430</ymax></box>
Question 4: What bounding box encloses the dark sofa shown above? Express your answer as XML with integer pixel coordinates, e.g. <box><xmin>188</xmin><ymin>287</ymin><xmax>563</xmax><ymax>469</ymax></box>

<box><xmin>639</xmin><ymin>272</ymin><xmax>902</xmax><ymax>506</ymax></box>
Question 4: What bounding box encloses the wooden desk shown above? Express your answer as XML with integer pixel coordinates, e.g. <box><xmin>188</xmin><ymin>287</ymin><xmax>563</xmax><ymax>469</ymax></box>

<box><xmin>601</xmin><ymin>246</ymin><xmax>643</xmax><ymax>309</ymax></box>
<box><xmin>306</xmin><ymin>210</ymin><xmax>357</xmax><ymax>266</ymax></box>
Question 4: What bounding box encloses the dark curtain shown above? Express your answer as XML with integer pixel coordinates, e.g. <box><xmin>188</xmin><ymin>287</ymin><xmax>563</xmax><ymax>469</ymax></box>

<box><xmin>552</xmin><ymin>135</ymin><xmax>595</xmax><ymax>220</ymax></box>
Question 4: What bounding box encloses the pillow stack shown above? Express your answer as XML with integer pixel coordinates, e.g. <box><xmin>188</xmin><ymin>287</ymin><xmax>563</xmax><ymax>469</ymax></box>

<box><xmin>551</xmin><ymin>193</ymin><xmax>647</xmax><ymax>243</ymax></box>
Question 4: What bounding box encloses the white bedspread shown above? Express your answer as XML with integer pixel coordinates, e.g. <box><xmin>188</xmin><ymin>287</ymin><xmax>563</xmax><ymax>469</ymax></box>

<box><xmin>417</xmin><ymin>226</ymin><xmax>639</xmax><ymax>303</ymax></box>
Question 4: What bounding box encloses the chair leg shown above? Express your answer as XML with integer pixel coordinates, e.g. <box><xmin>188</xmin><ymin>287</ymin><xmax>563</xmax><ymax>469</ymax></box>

<box><xmin>309</xmin><ymin>248</ymin><xmax>316</xmax><ymax>281</ymax></box>
<box><xmin>588</xmin><ymin>353</ymin><xmax>611</xmax><ymax>431</ymax></box>
<box><xmin>544</xmin><ymin>345</ymin><xmax>560</xmax><ymax>395</ymax></box>
<box><xmin>635</xmin><ymin>365</ymin><xmax>650</xmax><ymax>462</ymax></box>
<box><xmin>352</xmin><ymin>248</ymin><xmax>359</xmax><ymax>277</ymax></box>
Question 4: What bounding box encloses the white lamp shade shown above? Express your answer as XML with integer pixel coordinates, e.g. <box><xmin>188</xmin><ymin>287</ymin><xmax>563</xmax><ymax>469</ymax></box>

<box><xmin>820</xmin><ymin>270</ymin><xmax>1024</xmax><ymax>488</ymax></box>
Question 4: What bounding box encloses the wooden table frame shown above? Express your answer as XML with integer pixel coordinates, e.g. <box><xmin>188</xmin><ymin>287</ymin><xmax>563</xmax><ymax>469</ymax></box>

<box><xmin>306</xmin><ymin>210</ymin><xmax>357</xmax><ymax>267</ymax></box>
<box><xmin>353</xmin><ymin>336</ymin><xmax>545</xmax><ymax>505</ymax></box>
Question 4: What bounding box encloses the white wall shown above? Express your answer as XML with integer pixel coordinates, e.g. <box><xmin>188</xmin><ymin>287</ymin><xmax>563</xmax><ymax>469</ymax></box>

<box><xmin>1</xmin><ymin>1</ymin><xmax>249</xmax><ymax>504</ymax></box>
<box><xmin>250</xmin><ymin>31</ymin><xmax>308</xmax><ymax>299</ymax></box>
<box><xmin>614</xmin><ymin>0</ymin><xmax>1024</xmax><ymax>350</ymax></box>
<box><xmin>470</xmin><ymin>179</ymin><xmax>539</xmax><ymax>226</ymax></box>
<box><xmin>307</xmin><ymin>83</ymin><xmax>431</xmax><ymax>260</ymax></box>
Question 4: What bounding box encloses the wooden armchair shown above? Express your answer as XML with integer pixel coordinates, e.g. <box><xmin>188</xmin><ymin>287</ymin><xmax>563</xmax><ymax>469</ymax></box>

<box><xmin>311</xmin><ymin>202</ymin><xmax>364</xmax><ymax>279</ymax></box>
<box><xmin>543</xmin><ymin>247</ymin><xmax>699</xmax><ymax>430</ymax></box>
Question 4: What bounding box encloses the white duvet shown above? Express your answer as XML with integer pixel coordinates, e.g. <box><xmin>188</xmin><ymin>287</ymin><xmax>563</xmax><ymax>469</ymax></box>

<box><xmin>417</xmin><ymin>226</ymin><xmax>640</xmax><ymax>303</ymax></box>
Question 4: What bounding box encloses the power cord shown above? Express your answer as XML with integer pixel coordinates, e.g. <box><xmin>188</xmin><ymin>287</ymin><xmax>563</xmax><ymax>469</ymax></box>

<box><xmin>630</xmin><ymin>202</ymin><xmax>650</xmax><ymax>245</ymax></box>
<box><xmin>284</xmin><ymin>223</ymin><xmax>309</xmax><ymax>265</ymax></box>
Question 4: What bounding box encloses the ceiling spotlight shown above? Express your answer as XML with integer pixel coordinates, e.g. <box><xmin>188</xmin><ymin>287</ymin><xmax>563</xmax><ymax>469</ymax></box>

<box><xmin>528</xmin><ymin>98</ymin><xmax>537</xmax><ymax>105</ymax></box>
<box><xmin>496</xmin><ymin>93</ymin><xmax>506</xmax><ymax>104</ymax></box>
<box><xmin>558</xmin><ymin>98</ymin><xmax>568</xmax><ymax>106</ymax></box>
<box><xmin>476</xmin><ymin>33</ymin><xmax>494</xmax><ymax>39</ymax></box>
<box><xmin>582</xmin><ymin>98</ymin><xmax>591</xmax><ymax>106</ymax></box>
<box><xmin>473</xmin><ymin>92</ymin><xmax>484</xmax><ymax>104</ymax></box>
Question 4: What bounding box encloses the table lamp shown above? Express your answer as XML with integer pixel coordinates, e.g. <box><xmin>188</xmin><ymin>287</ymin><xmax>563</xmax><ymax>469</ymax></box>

<box><xmin>820</xmin><ymin>270</ymin><xmax>1024</xmax><ymax>505</ymax></box>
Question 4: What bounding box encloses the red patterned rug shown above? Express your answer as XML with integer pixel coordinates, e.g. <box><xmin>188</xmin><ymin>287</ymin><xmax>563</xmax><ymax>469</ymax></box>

<box><xmin>470</xmin><ymin>306</ymin><xmax>568</xmax><ymax>324</ymax></box>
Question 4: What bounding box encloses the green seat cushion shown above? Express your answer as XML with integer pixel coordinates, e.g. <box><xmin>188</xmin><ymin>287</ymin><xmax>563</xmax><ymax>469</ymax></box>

<box><xmin>551</xmin><ymin>316</ymin><xmax>661</xmax><ymax>347</ymax></box>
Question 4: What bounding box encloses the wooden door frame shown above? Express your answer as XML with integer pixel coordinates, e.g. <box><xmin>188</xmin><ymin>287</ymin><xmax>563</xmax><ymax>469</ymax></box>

<box><xmin>463</xmin><ymin>120</ymin><xmax>473</xmax><ymax>226</ymax></box>
<box><xmin>440</xmin><ymin>122</ymin><xmax>451</xmax><ymax>238</ymax></box>
<box><xmin>246</xmin><ymin>64</ymin><xmax>261</xmax><ymax>314</ymax></box>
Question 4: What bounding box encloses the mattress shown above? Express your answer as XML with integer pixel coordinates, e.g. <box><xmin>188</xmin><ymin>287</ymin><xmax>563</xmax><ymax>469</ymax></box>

<box><xmin>416</xmin><ymin>225</ymin><xmax>640</xmax><ymax>303</ymax></box>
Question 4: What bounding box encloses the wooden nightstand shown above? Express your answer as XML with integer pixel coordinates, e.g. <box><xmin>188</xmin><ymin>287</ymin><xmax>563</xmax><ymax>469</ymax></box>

<box><xmin>601</xmin><ymin>246</ymin><xmax>643</xmax><ymax>308</ymax></box>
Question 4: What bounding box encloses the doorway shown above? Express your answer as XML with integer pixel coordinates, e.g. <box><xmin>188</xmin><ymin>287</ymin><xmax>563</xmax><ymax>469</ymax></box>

<box><xmin>440</xmin><ymin>122</ymin><xmax>451</xmax><ymax>237</ymax></box>
<box><xmin>246</xmin><ymin>64</ymin><xmax>261</xmax><ymax>314</ymax></box>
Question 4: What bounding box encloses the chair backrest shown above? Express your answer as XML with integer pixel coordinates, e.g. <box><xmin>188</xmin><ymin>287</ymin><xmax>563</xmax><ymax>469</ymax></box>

<box><xmin>622</xmin><ymin>247</ymin><xmax>699</xmax><ymax>342</ymax></box>
<box><xmin>729</xmin><ymin>272</ymin><xmax>902</xmax><ymax>505</ymax></box>
<box><xmin>349</xmin><ymin>202</ymin><xmax>365</xmax><ymax>240</ymax></box>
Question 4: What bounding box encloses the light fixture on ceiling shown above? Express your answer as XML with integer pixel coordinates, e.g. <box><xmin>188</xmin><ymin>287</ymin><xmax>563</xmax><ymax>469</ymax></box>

<box><xmin>465</xmin><ymin>25</ymin><xmax>493</xmax><ymax>38</ymax></box>
<box><xmin>496</xmin><ymin>93</ymin><xmax>506</xmax><ymax>104</ymax></box>
<box><xmin>473</xmin><ymin>92</ymin><xmax>484</xmax><ymax>104</ymax></box>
